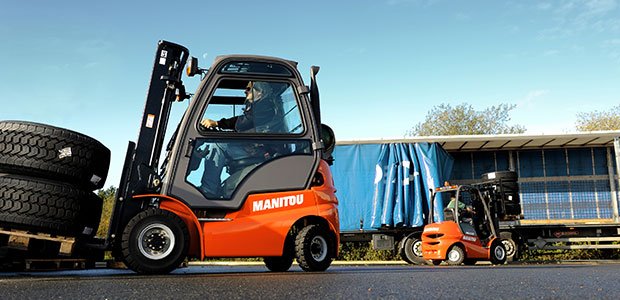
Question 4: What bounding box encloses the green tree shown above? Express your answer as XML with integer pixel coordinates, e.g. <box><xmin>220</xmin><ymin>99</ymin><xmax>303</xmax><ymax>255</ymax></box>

<box><xmin>96</xmin><ymin>186</ymin><xmax>117</xmax><ymax>237</ymax></box>
<box><xmin>575</xmin><ymin>105</ymin><xmax>620</xmax><ymax>131</ymax></box>
<box><xmin>406</xmin><ymin>103</ymin><xmax>526</xmax><ymax>136</ymax></box>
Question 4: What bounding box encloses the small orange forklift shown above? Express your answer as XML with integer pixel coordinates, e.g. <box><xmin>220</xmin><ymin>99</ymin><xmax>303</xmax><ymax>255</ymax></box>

<box><xmin>102</xmin><ymin>41</ymin><xmax>339</xmax><ymax>274</ymax></box>
<box><xmin>421</xmin><ymin>185</ymin><xmax>506</xmax><ymax>265</ymax></box>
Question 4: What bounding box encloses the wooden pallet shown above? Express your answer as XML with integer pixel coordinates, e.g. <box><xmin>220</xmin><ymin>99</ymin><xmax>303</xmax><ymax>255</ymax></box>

<box><xmin>23</xmin><ymin>258</ymin><xmax>87</xmax><ymax>271</ymax></box>
<box><xmin>0</xmin><ymin>228</ymin><xmax>75</xmax><ymax>256</ymax></box>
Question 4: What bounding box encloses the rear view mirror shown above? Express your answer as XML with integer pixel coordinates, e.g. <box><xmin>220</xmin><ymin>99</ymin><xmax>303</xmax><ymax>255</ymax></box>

<box><xmin>321</xmin><ymin>124</ymin><xmax>335</xmax><ymax>165</ymax></box>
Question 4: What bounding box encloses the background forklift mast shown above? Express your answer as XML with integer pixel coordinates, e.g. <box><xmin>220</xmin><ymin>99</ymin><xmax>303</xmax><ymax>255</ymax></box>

<box><xmin>106</xmin><ymin>41</ymin><xmax>337</xmax><ymax>273</ymax></box>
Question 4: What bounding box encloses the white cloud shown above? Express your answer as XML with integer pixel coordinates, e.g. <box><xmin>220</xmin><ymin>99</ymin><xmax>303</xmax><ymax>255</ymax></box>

<box><xmin>538</xmin><ymin>0</ymin><xmax>620</xmax><ymax>39</ymax></box>
<box><xmin>543</xmin><ymin>49</ymin><xmax>560</xmax><ymax>56</ymax></box>
<box><xmin>536</xmin><ymin>2</ymin><xmax>552</xmax><ymax>10</ymax></box>
<box><xmin>583</xmin><ymin>0</ymin><xmax>618</xmax><ymax>16</ymax></box>
<box><xmin>386</xmin><ymin>0</ymin><xmax>439</xmax><ymax>6</ymax></box>
<box><xmin>602</xmin><ymin>38</ymin><xmax>620</xmax><ymax>62</ymax></box>
<box><xmin>518</xmin><ymin>89</ymin><xmax>549</xmax><ymax>109</ymax></box>
<box><xmin>454</xmin><ymin>12</ymin><xmax>471</xmax><ymax>21</ymax></box>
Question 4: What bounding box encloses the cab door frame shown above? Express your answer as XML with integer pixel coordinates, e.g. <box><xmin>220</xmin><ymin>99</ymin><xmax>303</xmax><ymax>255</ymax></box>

<box><xmin>163</xmin><ymin>56</ymin><xmax>322</xmax><ymax>211</ymax></box>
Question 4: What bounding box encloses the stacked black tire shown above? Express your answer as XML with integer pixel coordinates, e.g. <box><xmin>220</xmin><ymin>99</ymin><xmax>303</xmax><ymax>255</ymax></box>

<box><xmin>0</xmin><ymin>121</ymin><xmax>110</xmax><ymax>238</ymax></box>
<box><xmin>481</xmin><ymin>171</ymin><xmax>521</xmax><ymax>218</ymax></box>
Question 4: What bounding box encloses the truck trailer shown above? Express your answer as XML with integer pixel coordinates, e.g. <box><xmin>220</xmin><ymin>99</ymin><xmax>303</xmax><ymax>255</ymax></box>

<box><xmin>333</xmin><ymin>134</ymin><xmax>620</xmax><ymax>263</ymax></box>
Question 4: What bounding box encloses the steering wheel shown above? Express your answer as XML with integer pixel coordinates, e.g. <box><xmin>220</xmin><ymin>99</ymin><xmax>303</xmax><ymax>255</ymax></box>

<box><xmin>199</xmin><ymin>123</ymin><xmax>221</xmax><ymax>132</ymax></box>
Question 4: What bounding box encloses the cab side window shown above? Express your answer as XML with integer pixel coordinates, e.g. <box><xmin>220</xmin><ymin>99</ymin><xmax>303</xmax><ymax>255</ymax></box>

<box><xmin>200</xmin><ymin>80</ymin><xmax>303</xmax><ymax>135</ymax></box>
<box><xmin>185</xmin><ymin>79</ymin><xmax>310</xmax><ymax>200</ymax></box>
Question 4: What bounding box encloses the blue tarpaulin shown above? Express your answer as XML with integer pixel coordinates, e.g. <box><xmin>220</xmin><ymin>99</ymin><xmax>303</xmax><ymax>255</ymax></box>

<box><xmin>331</xmin><ymin>143</ymin><xmax>454</xmax><ymax>232</ymax></box>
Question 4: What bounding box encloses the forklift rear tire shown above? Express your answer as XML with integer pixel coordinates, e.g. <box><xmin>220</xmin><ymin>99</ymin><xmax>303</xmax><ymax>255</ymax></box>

<box><xmin>446</xmin><ymin>245</ymin><xmax>465</xmax><ymax>265</ymax></box>
<box><xmin>264</xmin><ymin>255</ymin><xmax>294</xmax><ymax>272</ymax></box>
<box><xmin>489</xmin><ymin>240</ymin><xmax>507</xmax><ymax>265</ymax></box>
<box><xmin>295</xmin><ymin>224</ymin><xmax>333</xmax><ymax>272</ymax></box>
<box><xmin>0</xmin><ymin>121</ymin><xmax>111</xmax><ymax>190</ymax></box>
<box><xmin>121</xmin><ymin>208</ymin><xmax>189</xmax><ymax>275</ymax></box>
<box><xmin>399</xmin><ymin>234</ymin><xmax>427</xmax><ymax>265</ymax></box>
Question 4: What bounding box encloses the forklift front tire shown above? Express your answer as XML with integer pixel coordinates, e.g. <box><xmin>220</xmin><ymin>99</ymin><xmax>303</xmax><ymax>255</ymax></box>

<box><xmin>295</xmin><ymin>224</ymin><xmax>333</xmax><ymax>272</ymax></box>
<box><xmin>490</xmin><ymin>240</ymin><xmax>507</xmax><ymax>265</ymax></box>
<box><xmin>121</xmin><ymin>208</ymin><xmax>189</xmax><ymax>275</ymax></box>
<box><xmin>264</xmin><ymin>255</ymin><xmax>294</xmax><ymax>272</ymax></box>
<box><xmin>446</xmin><ymin>245</ymin><xmax>465</xmax><ymax>265</ymax></box>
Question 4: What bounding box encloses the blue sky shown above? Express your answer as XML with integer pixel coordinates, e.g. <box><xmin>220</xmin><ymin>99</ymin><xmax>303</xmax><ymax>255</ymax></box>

<box><xmin>1</xmin><ymin>0</ymin><xmax>619</xmax><ymax>188</ymax></box>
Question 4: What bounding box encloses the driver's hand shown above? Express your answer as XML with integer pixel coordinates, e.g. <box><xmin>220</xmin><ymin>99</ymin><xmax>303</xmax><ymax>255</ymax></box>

<box><xmin>201</xmin><ymin>119</ymin><xmax>218</xmax><ymax>129</ymax></box>
<box><xmin>194</xmin><ymin>146</ymin><xmax>209</xmax><ymax>158</ymax></box>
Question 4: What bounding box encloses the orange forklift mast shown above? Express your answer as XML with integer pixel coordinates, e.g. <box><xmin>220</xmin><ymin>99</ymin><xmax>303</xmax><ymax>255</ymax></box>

<box><xmin>106</xmin><ymin>41</ymin><xmax>339</xmax><ymax>274</ymax></box>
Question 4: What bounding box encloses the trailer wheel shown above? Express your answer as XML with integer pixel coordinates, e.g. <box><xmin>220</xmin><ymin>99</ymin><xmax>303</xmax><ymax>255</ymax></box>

<box><xmin>0</xmin><ymin>121</ymin><xmax>110</xmax><ymax>190</ymax></box>
<box><xmin>399</xmin><ymin>234</ymin><xmax>427</xmax><ymax>265</ymax></box>
<box><xmin>499</xmin><ymin>232</ymin><xmax>520</xmax><ymax>262</ymax></box>
<box><xmin>446</xmin><ymin>245</ymin><xmax>465</xmax><ymax>265</ymax></box>
<box><xmin>490</xmin><ymin>240</ymin><xmax>507</xmax><ymax>265</ymax></box>
<box><xmin>295</xmin><ymin>224</ymin><xmax>333</xmax><ymax>272</ymax></box>
<box><xmin>264</xmin><ymin>255</ymin><xmax>294</xmax><ymax>272</ymax></box>
<box><xmin>0</xmin><ymin>174</ymin><xmax>87</xmax><ymax>235</ymax></box>
<box><xmin>121</xmin><ymin>208</ymin><xmax>189</xmax><ymax>275</ymax></box>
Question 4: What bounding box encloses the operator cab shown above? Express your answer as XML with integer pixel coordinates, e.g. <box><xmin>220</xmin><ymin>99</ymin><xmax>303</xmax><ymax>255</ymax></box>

<box><xmin>441</xmin><ymin>186</ymin><xmax>495</xmax><ymax>244</ymax></box>
<box><xmin>163</xmin><ymin>56</ymin><xmax>326</xmax><ymax>211</ymax></box>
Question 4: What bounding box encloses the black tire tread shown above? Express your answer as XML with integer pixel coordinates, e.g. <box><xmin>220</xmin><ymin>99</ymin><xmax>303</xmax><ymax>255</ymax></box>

<box><xmin>0</xmin><ymin>174</ymin><xmax>87</xmax><ymax>235</ymax></box>
<box><xmin>481</xmin><ymin>171</ymin><xmax>518</xmax><ymax>182</ymax></box>
<box><xmin>446</xmin><ymin>245</ymin><xmax>465</xmax><ymax>265</ymax></box>
<box><xmin>399</xmin><ymin>234</ymin><xmax>428</xmax><ymax>265</ymax></box>
<box><xmin>264</xmin><ymin>256</ymin><xmax>294</xmax><ymax>272</ymax></box>
<box><xmin>121</xmin><ymin>208</ymin><xmax>189</xmax><ymax>274</ymax></box>
<box><xmin>490</xmin><ymin>240</ymin><xmax>507</xmax><ymax>265</ymax></box>
<box><xmin>0</xmin><ymin>121</ymin><xmax>110</xmax><ymax>190</ymax></box>
<box><xmin>294</xmin><ymin>224</ymin><xmax>333</xmax><ymax>272</ymax></box>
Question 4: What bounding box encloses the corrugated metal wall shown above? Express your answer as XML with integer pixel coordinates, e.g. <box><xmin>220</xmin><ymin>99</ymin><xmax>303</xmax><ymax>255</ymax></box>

<box><xmin>449</xmin><ymin>147</ymin><xmax>618</xmax><ymax>221</ymax></box>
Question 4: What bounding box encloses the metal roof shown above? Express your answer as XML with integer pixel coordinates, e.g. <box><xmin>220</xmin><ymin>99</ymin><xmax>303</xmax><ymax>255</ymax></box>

<box><xmin>337</xmin><ymin>131</ymin><xmax>620</xmax><ymax>151</ymax></box>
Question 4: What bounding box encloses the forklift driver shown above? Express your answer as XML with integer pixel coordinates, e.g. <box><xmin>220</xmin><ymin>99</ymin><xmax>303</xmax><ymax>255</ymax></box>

<box><xmin>447</xmin><ymin>195</ymin><xmax>475</xmax><ymax>224</ymax></box>
<box><xmin>200</xmin><ymin>81</ymin><xmax>284</xmax><ymax>132</ymax></box>
<box><xmin>190</xmin><ymin>81</ymin><xmax>287</xmax><ymax>199</ymax></box>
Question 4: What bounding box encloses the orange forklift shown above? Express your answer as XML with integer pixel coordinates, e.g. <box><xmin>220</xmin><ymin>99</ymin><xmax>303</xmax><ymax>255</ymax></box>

<box><xmin>421</xmin><ymin>185</ymin><xmax>506</xmax><ymax>265</ymax></box>
<box><xmin>102</xmin><ymin>41</ymin><xmax>339</xmax><ymax>274</ymax></box>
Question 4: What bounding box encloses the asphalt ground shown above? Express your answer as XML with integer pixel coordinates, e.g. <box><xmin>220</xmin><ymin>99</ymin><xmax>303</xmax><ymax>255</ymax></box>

<box><xmin>1</xmin><ymin>260</ymin><xmax>619</xmax><ymax>299</ymax></box>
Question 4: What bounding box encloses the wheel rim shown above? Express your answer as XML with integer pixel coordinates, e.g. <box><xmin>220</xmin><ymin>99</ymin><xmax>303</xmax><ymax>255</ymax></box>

<box><xmin>412</xmin><ymin>240</ymin><xmax>423</xmax><ymax>257</ymax></box>
<box><xmin>501</xmin><ymin>239</ymin><xmax>515</xmax><ymax>257</ymax></box>
<box><xmin>310</xmin><ymin>235</ymin><xmax>328</xmax><ymax>262</ymax></box>
<box><xmin>138</xmin><ymin>223</ymin><xmax>175</xmax><ymax>260</ymax></box>
<box><xmin>448</xmin><ymin>248</ymin><xmax>462</xmax><ymax>262</ymax></box>
<box><xmin>494</xmin><ymin>245</ymin><xmax>506</xmax><ymax>261</ymax></box>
